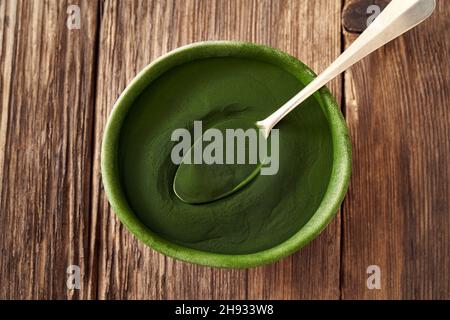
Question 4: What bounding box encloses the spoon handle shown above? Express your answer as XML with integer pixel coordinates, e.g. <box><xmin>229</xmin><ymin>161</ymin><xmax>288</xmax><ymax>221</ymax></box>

<box><xmin>257</xmin><ymin>0</ymin><xmax>436</xmax><ymax>137</ymax></box>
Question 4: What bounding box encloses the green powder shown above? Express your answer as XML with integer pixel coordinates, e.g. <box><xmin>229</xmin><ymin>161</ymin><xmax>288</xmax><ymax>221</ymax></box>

<box><xmin>118</xmin><ymin>57</ymin><xmax>333</xmax><ymax>254</ymax></box>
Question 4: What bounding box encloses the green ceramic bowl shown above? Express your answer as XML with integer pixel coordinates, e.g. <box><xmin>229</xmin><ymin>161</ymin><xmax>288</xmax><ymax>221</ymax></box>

<box><xmin>101</xmin><ymin>41</ymin><xmax>351</xmax><ymax>268</ymax></box>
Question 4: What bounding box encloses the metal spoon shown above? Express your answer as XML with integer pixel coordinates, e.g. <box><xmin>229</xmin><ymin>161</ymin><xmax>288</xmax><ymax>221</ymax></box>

<box><xmin>174</xmin><ymin>0</ymin><xmax>436</xmax><ymax>204</ymax></box>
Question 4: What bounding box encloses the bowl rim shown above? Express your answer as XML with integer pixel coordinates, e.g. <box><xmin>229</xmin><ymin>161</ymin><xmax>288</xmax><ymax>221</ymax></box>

<box><xmin>101</xmin><ymin>41</ymin><xmax>352</xmax><ymax>268</ymax></box>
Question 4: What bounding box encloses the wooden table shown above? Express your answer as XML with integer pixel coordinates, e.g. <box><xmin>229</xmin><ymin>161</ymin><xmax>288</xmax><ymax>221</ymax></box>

<box><xmin>0</xmin><ymin>0</ymin><xmax>448</xmax><ymax>300</ymax></box>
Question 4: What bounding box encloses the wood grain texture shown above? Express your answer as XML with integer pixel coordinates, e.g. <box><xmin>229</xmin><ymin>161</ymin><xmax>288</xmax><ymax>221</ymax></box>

<box><xmin>1</xmin><ymin>0</ymin><xmax>449</xmax><ymax>300</ymax></box>
<box><xmin>91</xmin><ymin>0</ymin><xmax>342</xmax><ymax>299</ymax></box>
<box><xmin>341</xmin><ymin>0</ymin><xmax>450</xmax><ymax>299</ymax></box>
<box><xmin>0</xmin><ymin>0</ymin><xmax>99</xmax><ymax>299</ymax></box>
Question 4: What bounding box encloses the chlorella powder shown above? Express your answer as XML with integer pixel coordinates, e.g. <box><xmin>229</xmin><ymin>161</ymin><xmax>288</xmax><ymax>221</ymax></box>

<box><xmin>118</xmin><ymin>57</ymin><xmax>333</xmax><ymax>254</ymax></box>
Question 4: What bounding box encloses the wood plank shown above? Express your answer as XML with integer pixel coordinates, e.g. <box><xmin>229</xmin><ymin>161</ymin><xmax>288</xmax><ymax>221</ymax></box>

<box><xmin>93</xmin><ymin>0</ymin><xmax>342</xmax><ymax>299</ymax></box>
<box><xmin>0</xmin><ymin>0</ymin><xmax>99</xmax><ymax>299</ymax></box>
<box><xmin>342</xmin><ymin>0</ymin><xmax>450</xmax><ymax>299</ymax></box>
<box><xmin>0</xmin><ymin>0</ymin><xmax>17</xmax><ymax>201</ymax></box>
<box><xmin>92</xmin><ymin>0</ymin><xmax>174</xmax><ymax>300</ymax></box>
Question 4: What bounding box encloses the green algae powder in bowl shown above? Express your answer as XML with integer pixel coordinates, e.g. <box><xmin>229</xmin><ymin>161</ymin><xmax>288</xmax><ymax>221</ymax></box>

<box><xmin>101</xmin><ymin>41</ymin><xmax>351</xmax><ymax>268</ymax></box>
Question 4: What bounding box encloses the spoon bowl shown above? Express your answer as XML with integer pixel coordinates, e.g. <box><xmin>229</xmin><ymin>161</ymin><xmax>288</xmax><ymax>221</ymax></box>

<box><xmin>173</xmin><ymin>117</ymin><xmax>263</xmax><ymax>204</ymax></box>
